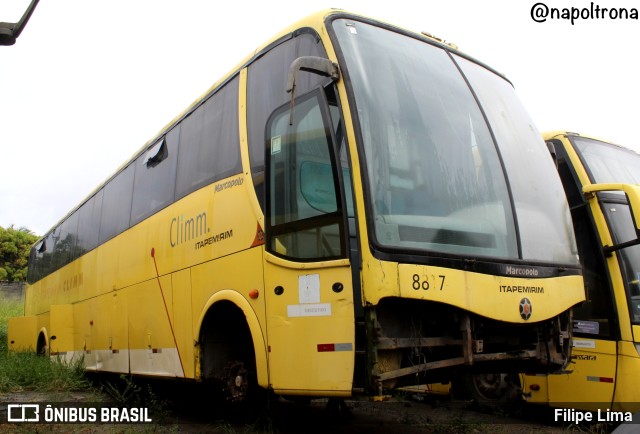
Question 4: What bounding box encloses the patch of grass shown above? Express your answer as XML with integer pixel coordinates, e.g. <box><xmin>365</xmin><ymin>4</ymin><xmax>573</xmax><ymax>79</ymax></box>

<box><xmin>0</xmin><ymin>352</ymin><xmax>90</xmax><ymax>393</ymax></box>
<box><xmin>0</xmin><ymin>294</ymin><xmax>23</xmax><ymax>346</ymax></box>
<box><xmin>0</xmin><ymin>294</ymin><xmax>90</xmax><ymax>393</ymax></box>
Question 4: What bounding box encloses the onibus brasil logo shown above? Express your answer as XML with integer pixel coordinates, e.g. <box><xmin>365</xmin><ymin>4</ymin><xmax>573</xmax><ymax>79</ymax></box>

<box><xmin>6</xmin><ymin>404</ymin><xmax>152</xmax><ymax>423</ymax></box>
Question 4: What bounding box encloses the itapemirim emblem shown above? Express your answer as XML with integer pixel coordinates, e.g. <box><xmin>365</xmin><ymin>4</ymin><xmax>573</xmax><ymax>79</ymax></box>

<box><xmin>519</xmin><ymin>297</ymin><xmax>532</xmax><ymax>320</ymax></box>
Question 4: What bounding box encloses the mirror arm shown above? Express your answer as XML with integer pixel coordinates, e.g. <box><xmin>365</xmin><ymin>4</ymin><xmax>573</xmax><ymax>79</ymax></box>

<box><xmin>604</xmin><ymin>238</ymin><xmax>640</xmax><ymax>256</ymax></box>
<box><xmin>286</xmin><ymin>56</ymin><xmax>339</xmax><ymax>125</ymax></box>
<box><xmin>0</xmin><ymin>0</ymin><xmax>40</xmax><ymax>46</ymax></box>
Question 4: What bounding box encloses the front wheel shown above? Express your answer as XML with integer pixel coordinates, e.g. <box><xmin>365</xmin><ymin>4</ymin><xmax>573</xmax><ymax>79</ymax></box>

<box><xmin>454</xmin><ymin>373</ymin><xmax>522</xmax><ymax>410</ymax></box>
<box><xmin>224</xmin><ymin>360</ymin><xmax>251</xmax><ymax>403</ymax></box>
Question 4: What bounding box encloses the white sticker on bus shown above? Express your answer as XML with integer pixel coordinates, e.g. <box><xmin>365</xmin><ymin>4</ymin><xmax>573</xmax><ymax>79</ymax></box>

<box><xmin>573</xmin><ymin>340</ymin><xmax>596</xmax><ymax>349</ymax></box>
<box><xmin>299</xmin><ymin>274</ymin><xmax>320</xmax><ymax>304</ymax></box>
<box><xmin>287</xmin><ymin>303</ymin><xmax>332</xmax><ymax>317</ymax></box>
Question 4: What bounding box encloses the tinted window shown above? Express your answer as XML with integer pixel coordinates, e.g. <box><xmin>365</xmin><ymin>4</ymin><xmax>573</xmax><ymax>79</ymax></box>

<box><xmin>99</xmin><ymin>164</ymin><xmax>135</xmax><ymax>243</ymax></box>
<box><xmin>605</xmin><ymin>201</ymin><xmax>640</xmax><ymax>325</ymax></box>
<box><xmin>176</xmin><ymin>77</ymin><xmax>241</xmax><ymax>198</ymax></box>
<box><xmin>77</xmin><ymin>189</ymin><xmax>103</xmax><ymax>253</ymax></box>
<box><xmin>39</xmin><ymin>231</ymin><xmax>58</xmax><ymax>280</ymax></box>
<box><xmin>131</xmin><ymin>126</ymin><xmax>179</xmax><ymax>225</ymax></box>
<box><xmin>267</xmin><ymin>90</ymin><xmax>346</xmax><ymax>260</ymax></box>
<box><xmin>54</xmin><ymin>210</ymin><xmax>80</xmax><ymax>267</ymax></box>
<box><xmin>27</xmin><ymin>238</ymin><xmax>46</xmax><ymax>283</ymax></box>
<box><xmin>247</xmin><ymin>33</ymin><xmax>328</xmax><ymax>207</ymax></box>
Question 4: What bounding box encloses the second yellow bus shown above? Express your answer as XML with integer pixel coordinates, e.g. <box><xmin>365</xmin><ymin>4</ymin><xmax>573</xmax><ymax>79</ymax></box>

<box><xmin>521</xmin><ymin>131</ymin><xmax>640</xmax><ymax>413</ymax></box>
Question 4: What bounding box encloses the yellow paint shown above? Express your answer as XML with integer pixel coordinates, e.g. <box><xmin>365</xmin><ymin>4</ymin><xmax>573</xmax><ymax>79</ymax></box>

<box><xmin>264</xmin><ymin>257</ymin><xmax>355</xmax><ymax>394</ymax></box>
<box><xmin>172</xmin><ymin>269</ymin><xmax>194</xmax><ymax>379</ymax></box>
<box><xmin>50</xmin><ymin>304</ymin><xmax>74</xmax><ymax>354</ymax></box>
<box><xmin>7</xmin><ymin>315</ymin><xmax>38</xmax><ymax>352</ymax></box>
<box><xmin>399</xmin><ymin>264</ymin><xmax>583</xmax><ymax>322</ymax></box>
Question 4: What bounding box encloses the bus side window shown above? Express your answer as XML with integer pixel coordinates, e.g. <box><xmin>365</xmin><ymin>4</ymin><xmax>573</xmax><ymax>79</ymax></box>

<box><xmin>247</xmin><ymin>32</ymin><xmax>329</xmax><ymax>211</ymax></box>
<box><xmin>604</xmin><ymin>201</ymin><xmax>640</xmax><ymax>324</ymax></box>
<box><xmin>54</xmin><ymin>210</ymin><xmax>80</xmax><ymax>267</ymax></box>
<box><xmin>266</xmin><ymin>90</ymin><xmax>346</xmax><ymax>260</ymax></box>
<box><xmin>130</xmin><ymin>127</ymin><xmax>179</xmax><ymax>225</ymax></box>
<box><xmin>176</xmin><ymin>77</ymin><xmax>241</xmax><ymax>199</ymax></box>
<box><xmin>77</xmin><ymin>190</ymin><xmax>103</xmax><ymax>255</ymax></box>
<box><xmin>99</xmin><ymin>163</ymin><xmax>135</xmax><ymax>244</ymax></box>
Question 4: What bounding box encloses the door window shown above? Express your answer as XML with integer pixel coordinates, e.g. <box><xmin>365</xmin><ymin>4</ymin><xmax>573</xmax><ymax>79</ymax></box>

<box><xmin>266</xmin><ymin>90</ymin><xmax>346</xmax><ymax>261</ymax></box>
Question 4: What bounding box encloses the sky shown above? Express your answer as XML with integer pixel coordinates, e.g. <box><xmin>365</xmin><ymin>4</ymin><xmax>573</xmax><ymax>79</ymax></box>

<box><xmin>1</xmin><ymin>0</ymin><xmax>639</xmax><ymax>236</ymax></box>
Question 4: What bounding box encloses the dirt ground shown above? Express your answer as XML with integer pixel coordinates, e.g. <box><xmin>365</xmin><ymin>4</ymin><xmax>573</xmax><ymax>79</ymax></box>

<box><xmin>2</xmin><ymin>385</ymin><xmax>610</xmax><ymax>434</ymax></box>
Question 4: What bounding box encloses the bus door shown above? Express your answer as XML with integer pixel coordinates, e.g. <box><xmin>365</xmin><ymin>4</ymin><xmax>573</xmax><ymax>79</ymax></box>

<box><xmin>593</xmin><ymin>187</ymin><xmax>640</xmax><ymax>408</ymax></box>
<box><xmin>262</xmin><ymin>88</ymin><xmax>355</xmax><ymax>394</ymax></box>
<box><xmin>544</xmin><ymin>153</ymin><xmax>619</xmax><ymax>409</ymax></box>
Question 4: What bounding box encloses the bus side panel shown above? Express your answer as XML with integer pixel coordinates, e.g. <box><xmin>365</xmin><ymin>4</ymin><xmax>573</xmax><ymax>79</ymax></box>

<box><xmin>172</xmin><ymin>269</ymin><xmax>194</xmax><ymax>379</ymax></box>
<box><xmin>546</xmin><ymin>339</ymin><xmax>616</xmax><ymax>411</ymax></box>
<box><xmin>73</xmin><ymin>299</ymin><xmax>97</xmax><ymax>370</ymax></box>
<box><xmin>96</xmin><ymin>239</ymin><xmax>120</xmax><ymax>298</ymax></box>
<box><xmin>50</xmin><ymin>304</ymin><xmax>73</xmax><ymax>358</ymax></box>
<box><xmin>90</xmin><ymin>291</ymin><xmax>129</xmax><ymax>373</ymax></box>
<box><xmin>613</xmin><ymin>341</ymin><xmax>640</xmax><ymax>412</ymax></box>
<box><xmin>521</xmin><ymin>373</ymin><xmax>550</xmax><ymax>405</ymax></box>
<box><xmin>7</xmin><ymin>315</ymin><xmax>38</xmax><ymax>352</ymax></box>
<box><xmin>264</xmin><ymin>258</ymin><xmax>354</xmax><ymax>396</ymax></box>
<box><xmin>127</xmin><ymin>278</ymin><xmax>183</xmax><ymax>377</ymax></box>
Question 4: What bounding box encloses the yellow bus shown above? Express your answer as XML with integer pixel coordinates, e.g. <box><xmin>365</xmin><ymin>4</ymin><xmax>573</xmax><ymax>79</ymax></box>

<box><xmin>521</xmin><ymin>132</ymin><xmax>640</xmax><ymax>412</ymax></box>
<box><xmin>8</xmin><ymin>10</ymin><xmax>584</xmax><ymax>401</ymax></box>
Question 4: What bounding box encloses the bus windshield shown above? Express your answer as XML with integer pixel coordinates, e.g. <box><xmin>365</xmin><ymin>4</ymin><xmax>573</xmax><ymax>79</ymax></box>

<box><xmin>332</xmin><ymin>19</ymin><xmax>577</xmax><ymax>264</ymax></box>
<box><xmin>573</xmin><ymin>137</ymin><xmax>640</xmax><ymax>184</ymax></box>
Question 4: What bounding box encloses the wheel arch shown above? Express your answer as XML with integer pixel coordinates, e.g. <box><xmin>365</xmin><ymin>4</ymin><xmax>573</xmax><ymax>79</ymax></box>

<box><xmin>36</xmin><ymin>327</ymin><xmax>49</xmax><ymax>356</ymax></box>
<box><xmin>196</xmin><ymin>289</ymin><xmax>268</xmax><ymax>388</ymax></box>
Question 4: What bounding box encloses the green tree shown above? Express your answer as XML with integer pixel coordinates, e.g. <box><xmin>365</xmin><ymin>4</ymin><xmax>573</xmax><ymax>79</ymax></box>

<box><xmin>0</xmin><ymin>225</ymin><xmax>39</xmax><ymax>282</ymax></box>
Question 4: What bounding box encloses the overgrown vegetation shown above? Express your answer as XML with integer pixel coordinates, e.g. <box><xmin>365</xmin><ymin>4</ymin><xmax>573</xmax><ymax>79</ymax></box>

<box><xmin>99</xmin><ymin>375</ymin><xmax>170</xmax><ymax>421</ymax></box>
<box><xmin>0</xmin><ymin>293</ymin><xmax>22</xmax><ymax>343</ymax></box>
<box><xmin>0</xmin><ymin>225</ymin><xmax>38</xmax><ymax>282</ymax></box>
<box><xmin>0</xmin><ymin>352</ymin><xmax>90</xmax><ymax>393</ymax></box>
<box><xmin>0</xmin><ymin>294</ymin><xmax>90</xmax><ymax>394</ymax></box>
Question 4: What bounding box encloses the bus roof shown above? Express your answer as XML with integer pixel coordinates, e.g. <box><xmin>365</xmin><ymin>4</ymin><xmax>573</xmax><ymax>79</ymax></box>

<box><xmin>544</xmin><ymin>130</ymin><xmax>637</xmax><ymax>155</ymax></box>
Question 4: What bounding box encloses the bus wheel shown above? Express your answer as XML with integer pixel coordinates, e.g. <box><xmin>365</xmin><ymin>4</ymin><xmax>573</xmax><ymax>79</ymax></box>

<box><xmin>199</xmin><ymin>301</ymin><xmax>260</xmax><ymax>407</ymax></box>
<box><xmin>455</xmin><ymin>373</ymin><xmax>521</xmax><ymax>410</ymax></box>
<box><xmin>225</xmin><ymin>361</ymin><xmax>249</xmax><ymax>402</ymax></box>
<box><xmin>220</xmin><ymin>359</ymin><xmax>269</xmax><ymax>424</ymax></box>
